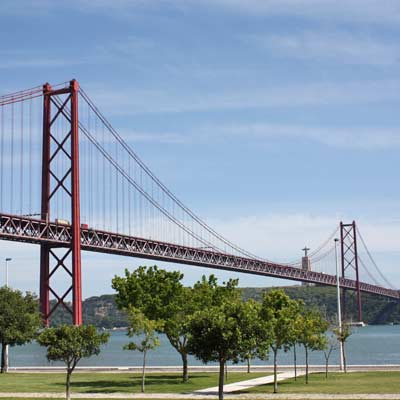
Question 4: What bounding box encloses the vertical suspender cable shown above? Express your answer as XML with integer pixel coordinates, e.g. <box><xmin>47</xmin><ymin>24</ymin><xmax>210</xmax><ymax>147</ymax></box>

<box><xmin>116</xmin><ymin>139</ymin><xmax>119</xmax><ymax>233</ymax></box>
<box><xmin>122</xmin><ymin>151</ymin><xmax>125</xmax><ymax>234</ymax></box>
<box><xmin>0</xmin><ymin>105</ymin><xmax>4</xmax><ymax>211</ymax></box>
<box><xmin>128</xmin><ymin>157</ymin><xmax>131</xmax><ymax>235</ymax></box>
<box><xmin>10</xmin><ymin>100</ymin><xmax>14</xmax><ymax>213</ymax></box>
<box><xmin>29</xmin><ymin>97</ymin><xmax>33</xmax><ymax>214</ymax></box>
<box><xmin>20</xmin><ymin>101</ymin><xmax>24</xmax><ymax>214</ymax></box>
<box><xmin>102</xmin><ymin>122</ymin><xmax>106</xmax><ymax>230</ymax></box>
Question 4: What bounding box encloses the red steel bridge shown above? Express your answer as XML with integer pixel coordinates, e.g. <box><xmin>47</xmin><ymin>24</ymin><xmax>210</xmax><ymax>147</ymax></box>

<box><xmin>0</xmin><ymin>80</ymin><xmax>398</xmax><ymax>326</ymax></box>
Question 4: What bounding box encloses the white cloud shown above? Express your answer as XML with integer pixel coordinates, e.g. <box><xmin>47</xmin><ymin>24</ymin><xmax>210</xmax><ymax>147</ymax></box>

<box><xmin>0</xmin><ymin>52</ymin><xmax>90</xmax><ymax>70</ymax></box>
<box><xmin>205</xmin><ymin>0</ymin><xmax>400</xmax><ymax>25</ymax></box>
<box><xmin>85</xmin><ymin>79</ymin><xmax>400</xmax><ymax>115</ymax></box>
<box><xmin>110</xmin><ymin>122</ymin><xmax>400</xmax><ymax>151</ymax></box>
<box><xmin>213</xmin><ymin>123</ymin><xmax>400</xmax><ymax>150</ymax></box>
<box><xmin>4</xmin><ymin>0</ymin><xmax>400</xmax><ymax>27</ymax></box>
<box><xmin>245</xmin><ymin>31</ymin><xmax>400</xmax><ymax>66</ymax></box>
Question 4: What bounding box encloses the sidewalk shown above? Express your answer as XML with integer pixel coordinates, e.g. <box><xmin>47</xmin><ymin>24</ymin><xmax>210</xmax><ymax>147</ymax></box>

<box><xmin>0</xmin><ymin>393</ymin><xmax>399</xmax><ymax>399</ymax></box>
<box><xmin>194</xmin><ymin>371</ymin><xmax>305</xmax><ymax>393</ymax></box>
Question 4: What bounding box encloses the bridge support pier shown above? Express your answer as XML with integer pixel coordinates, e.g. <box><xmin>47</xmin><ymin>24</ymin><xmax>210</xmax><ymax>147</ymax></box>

<box><xmin>340</xmin><ymin>221</ymin><xmax>362</xmax><ymax>323</ymax></box>
<box><xmin>40</xmin><ymin>80</ymin><xmax>82</xmax><ymax>326</ymax></box>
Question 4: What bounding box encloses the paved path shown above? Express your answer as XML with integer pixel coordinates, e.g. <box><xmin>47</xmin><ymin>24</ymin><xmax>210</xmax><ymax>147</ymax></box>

<box><xmin>195</xmin><ymin>371</ymin><xmax>305</xmax><ymax>393</ymax></box>
<box><xmin>0</xmin><ymin>393</ymin><xmax>399</xmax><ymax>399</ymax></box>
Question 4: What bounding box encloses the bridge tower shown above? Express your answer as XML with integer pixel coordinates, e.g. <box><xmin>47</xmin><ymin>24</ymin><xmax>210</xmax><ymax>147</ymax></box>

<box><xmin>40</xmin><ymin>80</ymin><xmax>82</xmax><ymax>326</ymax></box>
<box><xmin>340</xmin><ymin>221</ymin><xmax>362</xmax><ymax>323</ymax></box>
<box><xmin>301</xmin><ymin>246</ymin><xmax>312</xmax><ymax>286</ymax></box>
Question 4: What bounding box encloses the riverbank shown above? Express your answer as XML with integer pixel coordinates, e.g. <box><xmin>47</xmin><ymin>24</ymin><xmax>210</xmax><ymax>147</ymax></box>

<box><xmin>9</xmin><ymin>365</ymin><xmax>400</xmax><ymax>373</ymax></box>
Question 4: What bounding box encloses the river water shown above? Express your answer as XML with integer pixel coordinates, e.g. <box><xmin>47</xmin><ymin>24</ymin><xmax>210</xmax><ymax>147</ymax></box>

<box><xmin>10</xmin><ymin>325</ymin><xmax>400</xmax><ymax>367</ymax></box>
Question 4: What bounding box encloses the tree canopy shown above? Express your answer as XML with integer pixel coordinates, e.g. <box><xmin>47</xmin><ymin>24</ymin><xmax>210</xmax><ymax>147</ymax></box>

<box><xmin>260</xmin><ymin>289</ymin><xmax>301</xmax><ymax>393</ymax></box>
<box><xmin>112</xmin><ymin>265</ymin><xmax>193</xmax><ymax>381</ymax></box>
<box><xmin>0</xmin><ymin>286</ymin><xmax>41</xmax><ymax>373</ymax></box>
<box><xmin>187</xmin><ymin>277</ymin><xmax>268</xmax><ymax>400</ymax></box>
<box><xmin>37</xmin><ymin>325</ymin><xmax>109</xmax><ymax>400</ymax></box>
<box><xmin>124</xmin><ymin>307</ymin><xmax>162</xmax><ymax>392</ymax></box>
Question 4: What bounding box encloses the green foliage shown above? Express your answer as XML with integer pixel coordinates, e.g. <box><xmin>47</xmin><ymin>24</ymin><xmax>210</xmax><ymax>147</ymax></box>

<box><xmin>260</xmin><ymin>289</ymin><xmax>302</xmax><ymax>393</ymax></box>
<box><xmin>37</xmin><ymin>325</ymin><xmax>109</xmax><ymax>400</ymax></box>
<box><xmin>49</xmin><ymin>285</ymin><xmax>400</xmax><ymax>328</ymax></box>
<box><xmin>188</xmin><ymin>300</ymin><xmax>259</xmax><ymax>365</ymax></box>
<box><xmin>334</xmin><ymin>322</ymin><xmax>352</xmax><ymax>372</ymax></box>
<box><xmin>124</xmin><ymin>308</ymin><xmax>162</xmax><ymax>353</ymax></box>
<box><xmin>243</xmin><ymin>285</ymin><xmax>400</xmax><ymax>325</ymax></box>
<box><xmin>0</xmin><ymin>286</ymin><xmax>41</xmax><ymax>373</ymax></box>
<box><xmin>112</xmin><ymin>265</ymin><xmax>194</xmax><ymax>381</ymax></box>
<box><xmin>297</xmin><ymin>310</ymin><xmax>328</xmax><ymax>352</ymax></box>
<box><xmin>187</xmin><ymin>277</ymin><xmax>256</xmax><ymax>400</ymax></box>
<box><xmin>0</xmin><ymin>287</ymin><xmax>40</xmax><ymax>347</ymax></box>
<box><xmin>37</xmin><ymin>325</ymin><xmax>109</xmax><ymax>369</ymax></box>
<box><xmin>260</xmin><ymin>289</ymin><xmax>301</xmax><ymax>351</ymax></box>
<box><xmin>112</xmin><ymin>266</ymin><xmax>184</xmax><ymax>320</ymax></box>
<box><xmin>124</xmin><ymin>308</ymin><xmax>162</xmax><ymax>393</ymax></box>
<box><xmin>296</xmin><ymin>309</ymin><xmax>328</xmax><ymax>383</ymax></box>
<box><xmin>238</xmin><ymin>299</ymin><xmax>270</xmax><ymax>371</ymax></box>
<box><xmin>334</xmin><ymin>322</ymin><xmax>352</xmax><ymax>343</ymax></box>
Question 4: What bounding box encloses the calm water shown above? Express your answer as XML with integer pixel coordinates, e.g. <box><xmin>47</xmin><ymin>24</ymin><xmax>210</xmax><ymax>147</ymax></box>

<box><xmin>10</xmin><ymin>325</ymin><xmax>400</xmax><ymax>367</ymax></box>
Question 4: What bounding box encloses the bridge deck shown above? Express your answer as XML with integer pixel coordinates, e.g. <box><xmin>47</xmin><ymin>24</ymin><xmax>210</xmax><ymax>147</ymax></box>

<box><xmin>0</xmin><ymin>213</ymin><xmax>398</xmax><ymax>300</ymax></box>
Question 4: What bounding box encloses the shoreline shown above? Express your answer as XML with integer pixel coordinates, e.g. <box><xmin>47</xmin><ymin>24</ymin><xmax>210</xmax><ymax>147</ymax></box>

<box><xmin>9</xmin><ymin>364</ymin><xmax>400</xmax><ymax>373</ymax></box>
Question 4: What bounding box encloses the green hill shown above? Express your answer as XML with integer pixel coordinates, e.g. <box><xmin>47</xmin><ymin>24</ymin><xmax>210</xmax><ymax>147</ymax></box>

<box><xmin>50</xmin><ymin>285</ymin><xmax>400</xmax><ymax>327</ymax></box>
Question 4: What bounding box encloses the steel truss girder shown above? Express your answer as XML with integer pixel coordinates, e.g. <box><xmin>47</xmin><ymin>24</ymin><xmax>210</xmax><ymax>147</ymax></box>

<box><xmin>1</xmin><ymin>213</ymin><xmax>399</xmax><ymax>300</ymax></box>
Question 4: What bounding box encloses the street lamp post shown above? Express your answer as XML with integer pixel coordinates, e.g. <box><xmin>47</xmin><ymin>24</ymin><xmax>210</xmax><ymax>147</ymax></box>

<box><xmin>5</xmin><ymin>258</ymin><xmax>11</xmax><ymax>287</ymax></box>
<box><xmin>4</xmin><ymin>257</ymin><xmax>12</xmax><ymax>373</ymax></box>
<box><xmin>334</xmin><ymin>239</ymin><xmax>344</xmax><ymax>371</ymax></box>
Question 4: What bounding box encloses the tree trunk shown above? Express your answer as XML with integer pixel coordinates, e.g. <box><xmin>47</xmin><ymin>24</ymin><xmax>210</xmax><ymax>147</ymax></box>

<box><xmin>325</xmin><ymin>357</ymin><xmax>328</xmax><ymax>378</ymax></box>
<box><xmin>181</xmin><ymin>352</ymin><xmax>189</xmax><ymax>382</ymax></box>
<box><xmin>66</xmin><ymin>370</ymin><xmax>71</xmax><ymax>400</ymax></box>
<box><xmin>305</xmin><ymin>346</ymin><xmax>309</xmax><ymax>384</ymax></box>
<box><xmin>273</xmin><ymin>348</ymin><xmax>278</xmax><ymax>394</ymax></box>
<box><xmin>225</xmin><ymin>362</ymin><xmax>228</xmax><ymax>382</ymax></box>
<box><xmin>141</xmin><ymin>350</ymin><xmax>147</xmax><ymax>393</ymax></box>
<box><xmin>218</xmin><ymin>359</ymin><xmax>225</xmax><ymax>400</ymax></box>
<box><xmin>293</xmin><ymin>344</ymin><xmax>297</xmax><ymax>381</ymax></box>
<box><xmin>247</xmin><ymin>355</ymin><xmax>251</xmax><ymax>374</ymax></box>
<box><xmin>1</xmin><ymin>343</ymin><xmax>8</xmax><ymax>373</ymax></box>
<box><xmin>342</xmin><ymin>341</ymin><xmax>347</xmax><ymax>373</ymax></box>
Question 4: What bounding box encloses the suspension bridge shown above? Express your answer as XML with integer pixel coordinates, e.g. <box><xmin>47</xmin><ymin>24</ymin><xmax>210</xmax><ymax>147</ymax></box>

<box><xmin>0</xmin><ymin>80</ymin><xmax>398</xmax><ymax>326</ymax></box>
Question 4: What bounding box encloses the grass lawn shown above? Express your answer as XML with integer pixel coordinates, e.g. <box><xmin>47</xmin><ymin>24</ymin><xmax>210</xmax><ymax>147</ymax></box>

<box><xmin>0</xmin><ymin>371</ymin><xmax>267</xmax><ymax>394</ymax></box>
<box><xmin>244</xmin><ymin>371</ymin><xmax>400</xmax><ymax>394</ymax></box>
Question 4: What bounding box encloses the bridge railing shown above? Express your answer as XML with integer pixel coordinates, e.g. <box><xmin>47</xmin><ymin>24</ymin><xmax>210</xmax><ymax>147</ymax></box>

<box><xmin>1</xmin><ymin>213</ymin><xmax>398</xmax><ymax>300</ymax></box>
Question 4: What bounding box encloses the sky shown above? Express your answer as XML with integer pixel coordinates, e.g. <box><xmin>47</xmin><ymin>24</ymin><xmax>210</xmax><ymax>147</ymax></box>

<box><xmin>1</xmin><ymin>0</ymin><xmax>400</xmax><ymax>298</ymax></box>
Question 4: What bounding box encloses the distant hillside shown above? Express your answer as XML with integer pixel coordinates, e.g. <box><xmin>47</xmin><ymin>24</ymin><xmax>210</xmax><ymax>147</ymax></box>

<box><xmin>242</xmin><ymin>285</ymin><xmax>400</xmax><ymax>325</ymax></box>
<box><xmin>50</xmin><ymin>285</ymin><xmax>400</xmax><ymax>327</ymax></box>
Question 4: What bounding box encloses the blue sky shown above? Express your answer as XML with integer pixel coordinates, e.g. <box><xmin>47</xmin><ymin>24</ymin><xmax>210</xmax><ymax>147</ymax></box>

<box><xmin>1</xmin><ymin>0</ymin><xmax>400</xmax><ymax>297</ymax></box>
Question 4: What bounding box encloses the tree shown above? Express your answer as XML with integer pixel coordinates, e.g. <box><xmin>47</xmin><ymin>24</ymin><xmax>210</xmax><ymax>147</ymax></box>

<box><xmin>296</xmin><ymin>309</ymin><xmax>328</xmax><ymax>384</ymax></box>
<box><xmin>124</xmin><ymin>308</ymin><xmax>162</xmax><ymax>392</ymax></box>
<box><xmin>238</xmin><ymin>299</ymin><xmax>270</xmax><ymax>373</ymax></box>
<box><xmin>37</xmin><ymin>325</ymin><xmax>109</xmax><ymax>400</ymax></box>
<box><xmin>260</xmin><ymin>289</ymin><xmax>301</xmax><ymax>393</ymax></box>
<box><xmin>334</xmin><ymin>322</ymin><xmax>352</xmax><ymax>373</ymax></box>
<box><xmin>0</xmin><ymin>287</ymin><xmax>41</xmax><ymax>373</ymax></box>
<box><xmin>322</xmin><ymin>332</ymin><xmax>337</xmax><ymax>378</ymax></box>
<box><xmin>187</xmin><ymin>288</ymin><xmax>266</xmax><ymax>400</ymax></box>
<box><xmin>112</xmin><ymin>266</ymin><xmax>194</xmax><ymax>382</ymax></box>
<box><xmin>286</xmin><ymin>300</ymin><xmax>304</xmax><ymax>381</ymax></box>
